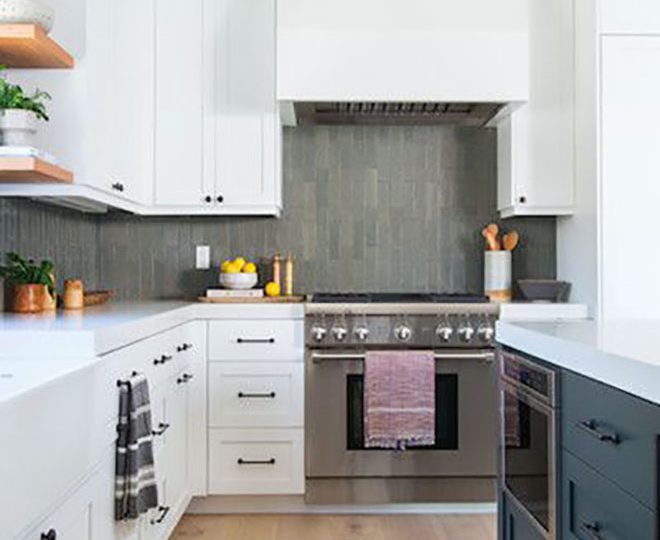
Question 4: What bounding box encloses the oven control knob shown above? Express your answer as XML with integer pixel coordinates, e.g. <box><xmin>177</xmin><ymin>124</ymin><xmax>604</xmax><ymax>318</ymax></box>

<box><xmin>477</xmin><ymin>324</ymin><xmax>495</xmax><ymax>342</ymax></box>
<box><xmin>353</xmin><ymin>326</ymin><xmax>370</xmax><ymax>342</ymax></box>
<box><xmin>394</xmin><ymin>323</ymin><xmax>413</xmax><ymax>342</ymax></box>
<box><xmin>311</xmin><ymin>325</ymin><xmax>327</xmax><ymax>342</ymax></box>
<box><xmin>331</xmin><ymin>324</ymin><xmax>348</xmax><ymax>342</ymax></box>
<box><xmin>457</xmin><ymin>324</ymin><xmax>475</xmax><ymax>342</ymax></box>
<box><xmin>435</xmin><ymin>324</ymin><xmax>454</xmax><ymax>342</ymax></box>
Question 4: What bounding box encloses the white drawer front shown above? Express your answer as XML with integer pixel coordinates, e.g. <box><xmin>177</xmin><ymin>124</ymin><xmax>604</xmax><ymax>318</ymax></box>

<box><xmin>208</xmin><ymin>429</ymin><xmax>304</xmax><ymax>495</ymax></box>
<box><xmin>208</xmin><ymin>320</ymin><xmax>303</xmax><ymax>361</ymax></box>
<box><xmin>209</xmin><ymin>363</ymin><xmax>303</xmax><ymax>428</ymax></box>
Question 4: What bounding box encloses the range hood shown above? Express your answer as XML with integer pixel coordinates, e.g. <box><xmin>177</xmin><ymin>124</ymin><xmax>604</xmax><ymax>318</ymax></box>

<box><xmin>292</xmin><ymin>102</ymin><xmax>504</xmax><ymax>127</ymax></box>
<box><xmin>277</xmin><ymin>0</ymin><xmax>530</xmax><ymax>127</ymax></box>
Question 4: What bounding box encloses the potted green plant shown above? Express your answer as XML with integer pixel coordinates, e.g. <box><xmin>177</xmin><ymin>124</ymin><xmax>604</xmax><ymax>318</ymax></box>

<box><xmin>0</xmin><ymin>252</ymin><xmax>55</xmax><ymax>313</ymax></box>
<box><xmin>0</xmin><ymin>67</ymin><xmax>51</xmax><ymax>146</ymax></box>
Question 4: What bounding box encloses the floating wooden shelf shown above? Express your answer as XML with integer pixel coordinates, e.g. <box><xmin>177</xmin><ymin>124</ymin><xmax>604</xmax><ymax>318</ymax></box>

<box><xmin>0</xmin><ymin>157</ymin><xmax>73</xmax><ymax>183</ymax></box>
<box><xmin>0</xmin><ymin>24</ymin><xmax>74</xmax><ymax>68</ymax></box>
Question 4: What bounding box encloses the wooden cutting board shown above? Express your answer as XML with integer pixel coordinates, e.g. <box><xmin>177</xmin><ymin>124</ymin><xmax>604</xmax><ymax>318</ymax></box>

<box><xmin>197</xmin><ymin>295</ymin><xmax>306</xmax><ymax>304</ymax></box>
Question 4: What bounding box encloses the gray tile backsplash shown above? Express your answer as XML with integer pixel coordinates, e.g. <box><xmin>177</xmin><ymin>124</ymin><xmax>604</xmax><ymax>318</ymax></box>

<box><xmin>0</xmin><ymin>126</ymin><xmax>556</xmax><ymax>303</ymax></box>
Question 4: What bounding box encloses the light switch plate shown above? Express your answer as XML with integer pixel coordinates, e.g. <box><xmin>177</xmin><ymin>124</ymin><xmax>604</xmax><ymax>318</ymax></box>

<box><xmin>196</xmin><ymin>245</ymin><xmax>211</xmax><ymax>270</ymax></box>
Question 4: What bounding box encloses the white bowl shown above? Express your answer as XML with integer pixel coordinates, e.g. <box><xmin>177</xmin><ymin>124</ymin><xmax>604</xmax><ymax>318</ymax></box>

<box><xmin>219</xmin><ymin>272</ymin><xmax>258</xmax><ymax>290</ymax></box>
<box><xmin>0</xmin><ymin>0</ymin><xmax>54</xmax><ymax>34</ymax></box>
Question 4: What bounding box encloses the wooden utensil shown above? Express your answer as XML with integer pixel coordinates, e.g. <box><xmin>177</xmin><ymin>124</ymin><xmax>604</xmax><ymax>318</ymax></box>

<box><xmin>481</xmin><ymin>224</ymin><xmax>501</xmax><ymax>251</ymax></box>
<box><xmin>502</xmin><ymin>231</ymin><xmax>519</xmax><ymax>251</ymax></box>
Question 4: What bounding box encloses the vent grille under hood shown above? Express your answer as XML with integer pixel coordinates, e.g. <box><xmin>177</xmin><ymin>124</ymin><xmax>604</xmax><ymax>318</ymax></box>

<box><xmin>293</xmin><ymin>102</ymin><xmax>503</xmax><ymax>127</ymax></box>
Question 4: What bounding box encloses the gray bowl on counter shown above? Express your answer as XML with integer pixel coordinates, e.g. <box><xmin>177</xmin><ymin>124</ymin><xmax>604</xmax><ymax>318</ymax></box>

<box><xmin>517</xmin><ymin>279</ymin><xmax>571</xmax><ymax>303</ymax></box>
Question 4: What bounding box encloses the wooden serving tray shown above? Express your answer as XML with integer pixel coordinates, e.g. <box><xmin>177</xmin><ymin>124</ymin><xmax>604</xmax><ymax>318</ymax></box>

<box><xmin>197</xmin><ymin>295</ymin><xmax>306</xmax><ymax>304</ymax></box>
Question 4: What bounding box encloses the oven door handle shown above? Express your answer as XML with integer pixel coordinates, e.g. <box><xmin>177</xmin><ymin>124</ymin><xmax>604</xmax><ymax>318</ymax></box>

<box><xmin>310</xmin><ymin>351</ymin><xmax>495</xmax><ymax>363</ymax></box>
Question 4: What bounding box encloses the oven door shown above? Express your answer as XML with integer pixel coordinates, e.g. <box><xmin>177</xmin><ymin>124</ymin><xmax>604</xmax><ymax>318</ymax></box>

<box><xmin>500</xmin><ymin>379</ymin><xmax>556</xmax><ymax>540</ymax></box>
<box><xmin>305</xmin><ymin>349</ymin><xmax>497</xmax><ymax>478</ymax></box>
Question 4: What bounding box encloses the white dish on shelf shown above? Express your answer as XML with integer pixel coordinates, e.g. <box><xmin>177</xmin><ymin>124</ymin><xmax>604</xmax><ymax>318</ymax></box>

<box><xmin>219</xmin><ymin>272</ymin><xmax>258</xmax><ymax>290</ymax></box>
<box><xmin>0</xmin><ymin>0</ymin><xmax>54</xmax><ymax>33</ymax></box>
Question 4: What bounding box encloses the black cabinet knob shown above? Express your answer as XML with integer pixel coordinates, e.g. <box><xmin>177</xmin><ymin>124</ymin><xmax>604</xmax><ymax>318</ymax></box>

<box><xmin>518</xmin><ymin>196</ymin><xmax>527</xmax><ymax>204</ymax></box>
<box><xmin>41</xmin><ymin>529</ymin><xmax>57</xmax><ymax>540</ymax></box>
<box><xmin>111</xmin><ymin>182</ymin><xmax>125</xmax><ymax>192</ymax></box>
<box><xmin>204</xmin><ymin>195</ymin><xmax>212</xmax><ymax>203</ymax></box>
<box><xmin>217</xmin><ymin>195</ymin><xmax>224</xmax><ymax>203</ymax></box>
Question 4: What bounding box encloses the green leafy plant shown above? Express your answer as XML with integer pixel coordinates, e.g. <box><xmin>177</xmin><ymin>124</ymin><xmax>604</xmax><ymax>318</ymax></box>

<box><xmin>0</xmin><ymin>66</ymin><xmax>51</xmax><ymax>121</ymax></box>
<box><xmin>0</xmin><ymin>252</ymin><xmax>54</xmax><ymax>294</ymax></box>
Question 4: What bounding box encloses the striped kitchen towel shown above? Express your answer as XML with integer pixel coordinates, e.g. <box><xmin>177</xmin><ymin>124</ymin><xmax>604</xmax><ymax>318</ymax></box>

<box><xmin>364</xmin><ymin>350</ymin><xmax>436</xmax><ymax>450</ymax></box>
<box><xmin>114</xmin><ymin>373</ymin><xmax>158</xmax><ymax>521</ymax></box>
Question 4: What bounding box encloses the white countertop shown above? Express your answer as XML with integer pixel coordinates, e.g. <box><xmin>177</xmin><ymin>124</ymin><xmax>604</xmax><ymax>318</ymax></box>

<box><xmin>497</xmin><ymin>319</ymin><xmax>660</xmax><ymax>405</ymax></box>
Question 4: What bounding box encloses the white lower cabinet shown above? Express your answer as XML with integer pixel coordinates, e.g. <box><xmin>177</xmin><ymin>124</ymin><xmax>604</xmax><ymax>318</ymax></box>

<box><xmin>206</xmin><ymin>314</ymin><xmax>305</xmax><ymax>497</ymax></box>
<box><xmin>208</xmin><ymin>362</ymin><xmax>303</xmax><ymax>427</ymax></box>
<box><xmin>208</xmin><ymin>429</ymin><xmax>304</xmax><ymax>495</ymax></box>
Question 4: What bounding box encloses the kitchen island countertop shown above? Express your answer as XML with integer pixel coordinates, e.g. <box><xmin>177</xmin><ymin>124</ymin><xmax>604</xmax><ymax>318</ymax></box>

<box><xmin>497</xmin><ymin>319</ymin><xmax>660</xmax><ymax>405</ymax></box>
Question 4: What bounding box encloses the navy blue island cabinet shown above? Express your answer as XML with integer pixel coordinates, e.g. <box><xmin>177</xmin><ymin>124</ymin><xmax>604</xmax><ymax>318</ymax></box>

<box><xmin>498</xmin><ymin>348</ymin><xmax>660</xmax><ymax>540</ymax></box>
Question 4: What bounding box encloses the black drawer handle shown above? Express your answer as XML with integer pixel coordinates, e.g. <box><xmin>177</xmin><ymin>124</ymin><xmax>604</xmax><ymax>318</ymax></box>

<box><xmin>237</xmin><ymin>458</ymin><xmax>276</xmax><ymax>465</ymax></box>
<box><xmin>150</xmin><ymin>505</ymin><xmax>170</xmax><ymax>525</ymax></box>
<box><xmin>177</xmin><ymin>373</ymin><xmax>194</xmax><ymax>384</ymax></box>
<box><xmin>577</xmin><ymin>420</ymin><xmax>621</xmax><ymax>445</ymax></box>
<box><xmin>111</xmin><ymin>182</ymin><xmax>125</xmax><ymax>192</ymax></box>
<box><xmin>236</xmin><ymin>337</ymin><xmax>276</xmax><ymax>344</ymax></box>
<box><xmin>41</xmin><ymin>529</ymin><xmax>57</xmax><ymax>540</ymax></box>
<box><xmin>152</xmin><ymin>422</ymin><xmax>170</xmax><ymax>436</ymax></box>
<box><xmin>177</xmin><ymin>343</ymin><xmax>193</xmax><ymax>352</ymax></box>
<box><xmin>580</xmin><ymin>521</ymin><xmax>604</xmax><ymax>540</ymax></box>
<box><xmin>153</xmin><ymin>354</ymin><xmax>173</xmax><ymax>366</ymax></box>
<box><xmin>238</xmin><ymin>391</ymin><xmax>276</xmax><ymax>399</ymax></box>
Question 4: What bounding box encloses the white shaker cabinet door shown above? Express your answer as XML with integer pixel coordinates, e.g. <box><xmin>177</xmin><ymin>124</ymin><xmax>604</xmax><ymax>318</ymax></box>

<box><xmin>601</xmin><ymin>36</ymin><xmax>660</xmax><ymax>319</ymax></box>
<box><xmin>85</xmin><ymin>0</ymin><xmax>155</xmax><ymax>204</ymax></box>
<box><xmin>214</xmin><ymin>0</ymin><xmax>280</xmax><ymax>208</ymax></box>
<box><xmin>154</xmin><ymin>0</ymin><xmax>210</xmax><ymax>207</ymax></box>
<box><xmin>601</xmin><ymin>0</ymin><xmax>660</xmax><ymax>35</ymax></box>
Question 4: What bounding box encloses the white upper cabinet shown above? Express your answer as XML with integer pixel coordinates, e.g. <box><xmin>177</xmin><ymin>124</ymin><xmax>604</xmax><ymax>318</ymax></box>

<box><xmin>84</xmin><ymin>0</ymin><xmax>155</xmax><ymax>205</ymax></box>
<box><xmin>601</xmin><ymin>0</ymin><xmax>660</xmax><ymax>35</ymax></box>
<box><xmin>277</xmin><ymin>0</ymin><xmax>529</xmax><ymax>104</ymax></box>
<box><xmin>497</xmin><ymin>0</ymin><xmax>575</xmax><ymax>218</ymax></box>
<box><xmin>154</xmin><ymin>0</ymin><xmax>209</xmax><ymax>208</ymax></box>
<box><xmin>152</xmin><ymin>0</ymin><xmax>281</xmax><ymax>214</ymax></box>
<box><xmin>214</xmin><ymin>0</ymin><xmax>280</xmax><ymax>210</ymax></box>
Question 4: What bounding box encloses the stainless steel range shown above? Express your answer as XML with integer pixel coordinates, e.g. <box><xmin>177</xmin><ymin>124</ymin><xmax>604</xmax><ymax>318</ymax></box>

<box><xmin>305</xmin><ymin>292</ymin><xmax>500</xmax><ymax>504</ymax></box>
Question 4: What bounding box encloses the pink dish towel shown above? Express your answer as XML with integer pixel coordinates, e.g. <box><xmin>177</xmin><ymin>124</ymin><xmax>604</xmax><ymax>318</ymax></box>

<box><xmin>364</xmin><ymin>350</ymin><xmax>436</xmax><ymax>450</ymax></box>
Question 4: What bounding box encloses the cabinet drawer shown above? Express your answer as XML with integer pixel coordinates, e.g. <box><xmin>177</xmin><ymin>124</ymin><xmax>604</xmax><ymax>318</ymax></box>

<box><xmin>209</xmin><ymin>362</ymin><xmax>303</xmax><ymax>428</ymax></box>
<box><xmin>208</xmin><ymin>428</ymin><xmax>304</xmax><ymax>495</ymax></box>
<box><xmin>562</xmin><ymin>451</ymin><xmax>655</xmax><ymax>540</ymax></box>
<box><xmin>562</xmin><ymin>370</ymin><xmax>660</xmax><ymax>508</ymax></box>
<box><xmin>208</xmin><ymin>320</ymin><xmax>303</xmax><ymax>361</ymax></box>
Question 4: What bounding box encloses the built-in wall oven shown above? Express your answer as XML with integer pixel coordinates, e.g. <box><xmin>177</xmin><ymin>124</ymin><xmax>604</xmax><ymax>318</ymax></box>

<box><xmin>304</xmin><ymin>293</ymin><xmax>500</xmax><ymax>504</ymax></box>
<box><xmin>499</xmin><ymin>348</ymin><xmax>559</xmax><ymax>540</ymax></box>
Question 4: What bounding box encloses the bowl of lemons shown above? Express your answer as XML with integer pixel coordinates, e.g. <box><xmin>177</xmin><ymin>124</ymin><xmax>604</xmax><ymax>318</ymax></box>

<box><xmin>219</xmin><ymin>257</ymin><xmax>258</xmax><ymax>290</ymax></box>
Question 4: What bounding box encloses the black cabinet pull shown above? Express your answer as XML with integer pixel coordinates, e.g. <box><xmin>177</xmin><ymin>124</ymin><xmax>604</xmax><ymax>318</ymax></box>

<box><xmin>577</xmin><ymin>420</ymin><xmax>621</xmax><ymax>445</ymax></box>
<box><xmin>152</xmin><ymin>422</ymin><xmax>170</xmax><ymax>436</ymax></box>
<box><xmin>518</xmin><ymin>195</ymin><xmax>526</xmax><ymax>204</ymax></box>
<box><xmin>236</xmin><ymin>337</ymin><xmax>275</xmax><ymax>344</ymax></box>
<box><xmin>111</xmin><ymin>182</ymin><xmax>125</xmax><ymax>192</ymax></box>
<box><xmin>177</xmin><ymin>343</ymin><xmax>193</xmax><ymax>352</ymax></box>
<box><xmin>177</xmin><ymin>373</ymin><xmax>194</xmax><ymax>384</ymax></box>
<box><xmin>217</xmin><ymin>195</ymin><xmax>224</xmax><ymax>203</ymax></box>
<box><xmin>204</xmin><ymin>195</ymin><xmax>212</xmax><ymax>203</ymax></box>
<box><xmin>580</xmin><ymin>521</ymin><xmax>603</xmax><ymax>540</ymax></box>
<box><xmin>237</xmin><ymin>458</ymin><xmax>276</xmax><ymax>465</ymax></box>
<box><xmin>41</xmin><ymin>529</ymin><xmax>57</xmax><ymax>540</ymax></box>
<box><xmin>150</xmin><ymin>505</ymin><xmax>170</xmax><ymax>525</ymax></box>
<box><xmin>153</xmin><ymin>354</ymin><xmax>173</xmax><ymax>366</ymax></box>
<box><xmin>238</xmin><ymin>391</ymin><xmax>276</xmax><ymax>399</ymax></box>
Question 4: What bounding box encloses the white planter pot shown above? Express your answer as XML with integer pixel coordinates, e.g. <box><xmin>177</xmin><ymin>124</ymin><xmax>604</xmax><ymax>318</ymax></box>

<box><xmin>0</xmin><ymin>109</ymin><xmax>39</xmax><ymax>146</ymax></box>
<box><xmin>0</xmin><ymin>0</ymin><xmax>54</xmax><ymax>33</ymax></box>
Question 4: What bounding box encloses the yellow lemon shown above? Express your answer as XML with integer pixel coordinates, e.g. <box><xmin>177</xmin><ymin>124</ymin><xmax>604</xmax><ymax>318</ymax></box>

<box><xmin>220</xmin><ymin>260</ymin><xmax>232</xmax><ymax>272</ymax></box>
<box><xmin>233</xmin><ymin>257</ymin><xmax>246</xmax><ymax>270</ymax></box>
<box><xmin>265</xmin><ymin>281</ymin><xmax>280</xmax><ymax>297</ymax></box>
<box><xmin>243</xmin><ymin>262</ymin><xmax>257</xmax><ymax>274</ymax></box>
<box><xmin>224</xmin><ymin>263</ymin><xmax>241</xmax><ymax>274</ymax></box>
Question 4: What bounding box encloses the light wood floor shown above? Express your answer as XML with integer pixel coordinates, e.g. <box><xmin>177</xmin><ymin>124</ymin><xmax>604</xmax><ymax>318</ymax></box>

<box><xmin>170</xmin><ymin>513</ymin><xmax>496</xmax><ymax>540</ymax></box>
